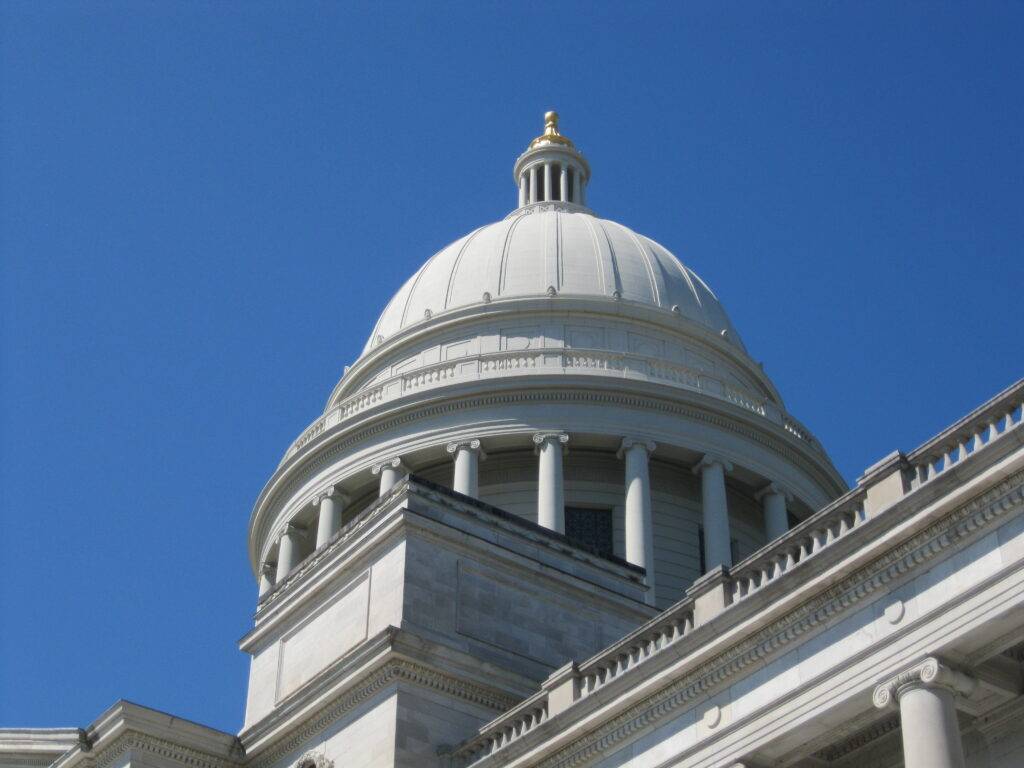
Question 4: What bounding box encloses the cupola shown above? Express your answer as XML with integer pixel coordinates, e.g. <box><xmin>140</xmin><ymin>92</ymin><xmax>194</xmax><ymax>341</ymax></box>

<box><xmin>512</xmin><ymin>111</ymin><xmax>590</xmax><ymax>208</ymax></box>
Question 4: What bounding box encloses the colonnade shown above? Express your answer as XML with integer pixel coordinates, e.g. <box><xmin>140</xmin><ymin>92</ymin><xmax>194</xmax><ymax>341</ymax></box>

<box><xmin>259</xmin><ymin>433</ymin><xmax>796</xmax><ymax>598</ymax></box>
<box><xmin>518</xmin><ymin>162</ymin><xmax>584</xmax><ymax>207</ymax></box>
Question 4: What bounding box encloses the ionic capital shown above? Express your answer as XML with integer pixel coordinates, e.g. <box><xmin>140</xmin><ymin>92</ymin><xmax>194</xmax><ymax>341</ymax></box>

<box><xmin>533</xmin><ymin>432</ymin><xmax>569</xmax><ymax>455</ymax></box>
<box><xmin>691</xmin><ymin>453</ymin><xmax>734</xmax><ymax>475</ymax></box>
<box><xmin>372</xmin><ymin>456</ymin><xmax>407</xmax><ymax>475</ymax></box>
<box><xmin>617</xmin><ymin>437</ymin><xmax>656</xmax><ymax>459</ymax></box>
<box><xmin>755</xmin><ymin>481</ymin><xmax>793</xmax><ymax>502</ymax></box>
<box><xmin>446</xmin><ymin>439</ymin><xmax>486</xmax><ymax>459</ymax></box>
<box><xmin>311</xmin><ymin>485</ymin><xmax>349</xmax><ymax>508</ymax></box>
<box><xmin>277</xmin><ymin>522</ymin><xmax>308</xmax><ymax>543</ymax></box>
<box><xmin>872</xmin><ymin>656</ymin><xmax>978</xmax><ymax>709</ymax></box>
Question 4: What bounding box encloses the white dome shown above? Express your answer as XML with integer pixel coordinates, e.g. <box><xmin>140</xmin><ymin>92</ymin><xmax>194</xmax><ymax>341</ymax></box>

<box><xmin>365</xmin><ymin>206</ymin><xmax>743</xmax><ymax>354</ymax></box>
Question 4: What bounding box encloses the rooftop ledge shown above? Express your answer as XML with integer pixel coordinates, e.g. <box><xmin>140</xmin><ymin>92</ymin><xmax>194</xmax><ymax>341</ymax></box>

<box><xmin>251</xmin><ymin>474</ymin><xmax>646</xmax><ymax>620</ymax></box>
<box><xmin>444</xmin><ymin>378</ymin><xmax>1024</xmax><ymax>767</ymax></box>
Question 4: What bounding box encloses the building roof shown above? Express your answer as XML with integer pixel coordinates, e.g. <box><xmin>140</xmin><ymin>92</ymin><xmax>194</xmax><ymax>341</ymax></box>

<box><xmin>364</xmin><ymin>207</ymin><xmax>743</xmax><ymax>354</ymax></box>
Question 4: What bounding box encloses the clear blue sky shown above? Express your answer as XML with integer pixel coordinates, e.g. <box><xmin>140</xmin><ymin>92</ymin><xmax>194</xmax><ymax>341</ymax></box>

<box><xmin>1</xmin><ymin>1</ymin><xmax>1021</xmax><ymax>732</ymax></box>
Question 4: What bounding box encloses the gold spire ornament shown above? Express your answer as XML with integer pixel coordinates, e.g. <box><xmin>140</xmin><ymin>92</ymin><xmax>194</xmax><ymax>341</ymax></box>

<box><xmin>529</xmin><ymin>110</ymin><xmax>575</xmax><ymax>149</ymax></box>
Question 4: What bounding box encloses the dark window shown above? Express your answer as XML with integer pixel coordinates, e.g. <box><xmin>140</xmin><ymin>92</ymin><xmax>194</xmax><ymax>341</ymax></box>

<box><xmin>565</xmin><ymin>506</ymin><xmax>613</xmax><ymax>557</ymax></box>
<box><xmin>567</xmin><ymin>167</ymin><xmax>575</xmax><ymax>202</ymax></box>
<box><xmin>537</xmin><ymin>166</ymin><xmax>546</xmax><ymax>201</ymax></box>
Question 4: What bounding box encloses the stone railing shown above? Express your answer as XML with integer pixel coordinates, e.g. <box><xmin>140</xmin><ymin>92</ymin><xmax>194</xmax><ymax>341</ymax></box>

<box><xmin>447</xmin><ymin>693</ymin><xmax>550</xmax><ymax>767</ymax></box>
<box><xmin>446</xmin><ymin>378</ymin><xmax>1024</xmax><ymax>767</ymax></box>
<box><xmin>576</xmin><ymin>603</ymin><xmax>696</xmax><ymax>698</ymax></box>
<box><xmin>730</xmin><ymin>493</ymin><xmax>867</xmax><ymax>603</ymax></box>
<box><xmin>447</xmin><ymin>602</ymin><xmax>696</xmax><ymax>767</ymax></box>
<box><xmin>906</xmin><ymin>379</ymin><xmax>1024</xmax><ymax>491</ymax></box>
<box><xmin>285</xmin><ymin>348</ymin><xmax>824</xmax><ymax>462</ymax></box>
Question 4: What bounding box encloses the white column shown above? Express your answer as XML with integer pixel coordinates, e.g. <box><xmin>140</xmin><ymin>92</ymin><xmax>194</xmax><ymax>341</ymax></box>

<box><xmin>543</xmin><ymin>163</ymin><xmax>552</xmax><ymax>202</ymax></box>
<box><xmin>274</xmin><ymin>522</ymin><xmax>305</xmax><ymax>583</ymax></box>
<box><xmin>258</xmin><ymin>562</ymin><xmax>275</xmax><ymax>596</ymax></box>
<box><xmin>518</xmin><ymin>174</ymin><xmax>527</xmax><ymax>207</ymax></box>
<box><xmin>756</xmin><ymin>482</ymin><xmax>790</xmax><ymax>542</ymax></box>
<box><xmin>534</xmin><ymin>432</ymin><xmax>569</xmax><ymax>533</ymax></box>
<box><xmin>313</xmin><ymin>486</ymin><xmax>348</xmax><ymax>549</ymax></box>
<box><xmin>693</xmin><ymin>454</ymin><xmax>734</xmax><ymax>571</ymax></box>
<box><xmin>447</xmin><ymin>439</ymin><xmax>485</xmax><ymax>497</ymax></box>
<box><xmin>529</xmin><ymin>166</ymin><xmax>538</xmax><ymax>203</ymax></box>
<box><xmin>559</xmin><ymin>164</ymin><xmax>568</xmax><ymax>202</ymax></box>
<box><xmin>874</xmin><ymin>657</ymin><xmax>976</xmax><ymax>768</ymax></box>
<box><xmin>619</xmin><ymin>438</ymin><xmax>657</xmax><ymax>603</ymax></box>
<box><xmin>372</xmin><ymin>457</ymin><xmax>408</xmax><ymax>497</ymax></box>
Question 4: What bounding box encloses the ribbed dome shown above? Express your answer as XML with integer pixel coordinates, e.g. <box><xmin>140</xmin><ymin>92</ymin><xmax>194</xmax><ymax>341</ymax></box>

<box><xmin>365</xmin><ymin>207</ymin><xmax>742</xmax><ymax>353</ymax></box>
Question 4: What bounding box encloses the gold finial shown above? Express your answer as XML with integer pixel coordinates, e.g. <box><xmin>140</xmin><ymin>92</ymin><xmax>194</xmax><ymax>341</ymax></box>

<box><xmin>529</xmin><ymin>109</ymin><xmax>574</xmax><ymax>149</ymax></box>
<box><xmin>544</xmin><ymin>111</ymin><xmax>560</xmax><ymax>136</ymax></box>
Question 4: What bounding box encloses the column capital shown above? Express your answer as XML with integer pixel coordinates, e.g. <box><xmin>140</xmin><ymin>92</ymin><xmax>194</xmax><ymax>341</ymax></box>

<box><xmin>371</xmin><ymin>456</ymin><xmax>407</xmax><ymax>475</ymax></box>
<box><xmin>873</xmin><ymin>656</ymin><xmax>978</xmax><ymax>709</ymax></box>
<box><xmin>446</xmin><ymin>439</ymin><xmax>486</xmax><ymax>459</ymax></box>
<box><xmin>755</xmin><ymin>481</ymin><xmax>792</xmax><ymax>502</ymax></box>
<box><xmin>617</xmin><ymin>437</ymin><xmax>656</xmax><ymax>459</ymax></box>
<box><xmin>277</xmin><ymin>521</ymin><xmax>307</xmax><ymax>543</ymax></box>
<box><xmin>260</xmin><ymin>561</ymin><xmax>276</xmax><ymax>577</ymax></box>
<box><xmin>692</xmin><ymin>453</ymin><xmax>733</xmax><ymax>475</ymax></box>
<box><xmin>533</xmin><ymin>432</ymin><xmax>569</xmax><ymax>455</ymax></box>
<box><xmin>311</xmin><ymin>485</ymin><xmax>349</xmax><ymax>508</ymax></box>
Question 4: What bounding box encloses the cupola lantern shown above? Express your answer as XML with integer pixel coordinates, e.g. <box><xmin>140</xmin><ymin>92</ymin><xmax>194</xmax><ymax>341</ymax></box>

<box><xmin>513</xmin><ymin>110</ymin><xmax>591</xmax><ymax>208</ymax></box>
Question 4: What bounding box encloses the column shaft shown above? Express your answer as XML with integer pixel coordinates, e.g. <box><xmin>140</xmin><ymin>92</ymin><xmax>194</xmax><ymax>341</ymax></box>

<box><xmin>535</xmin><ymin>434</ymin><xmax>568</xmax><ymax>533</ymax></box>
<box><xmin>258</xmin><ymin>564</ymin><xmax>274</xmax><ymax>596</ymax></box>
<box><xmin>560</xmin><ymin>164</ymin><xmax>568</xmax><ymax>202</ymax></box>
<box><xmin>379</xmin><ymin>466</ymin><xmax>401</xmax><ymax>496</ymax></box>
<box><xmin>762</xmin><ymin>490</ymin><xmax>788</xmax><ymax>541</ymax></box>
<box><xmin>518</xmin><ymin>174</ymin><xmax>527</xmax><ymax>207</ymax></box>
<box><xmin>622</xmin><ymin>440</ymin><xmax>656</xmax><ymax>603</ymax></box>
<box><xmin>275</xmin><ymin>526</ymin><xmax>301</xmax><ymax>582</ymax></box>
<box><xmin>451</xmin><ymin>444</ymin><xmax>481</xmax><ymax>497</ymax></box>
<box><xmin>543</xmin><ymin>163</ymin><xmax>552</xmax><ymax>202</ymax></box>
<box><xmin>315</xmin><ymin>493</ymin><xmax>345</xmax><ymax>548</ymax></box>
<box><xmin>529</xmin><ymin>166</ymin><xmax>538</xmax><ymax>203</ymax></box>
<box><xmin>898</xmin><ymin>685</ymin><xmax>966</xmax><ymax>768</ymax></box>
<box><xmin>697</xmin><ymin>458</ymin><xmax>732</xmax><ymax>571</ymax></box>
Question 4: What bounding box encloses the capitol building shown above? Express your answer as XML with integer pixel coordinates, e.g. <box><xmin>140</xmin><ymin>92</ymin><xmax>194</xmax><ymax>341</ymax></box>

<box><xmin>4</xmin><ymin>114</ymin><xmax>1023</xmax><ymax>768</ymax></box>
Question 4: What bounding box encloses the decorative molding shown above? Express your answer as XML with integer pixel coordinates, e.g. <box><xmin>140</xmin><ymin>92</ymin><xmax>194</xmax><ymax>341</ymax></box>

<box><xmin>533</xmin><ymin>432</ymin><xmax>569</xmax><ymax>455</ymax></box>
<box><xmin>754</xmin><ymin>481</ymin><xmax>792</xmax><ymax>502</ymax></box>
<box><xmin>249</xmin><ymin>659</ymin><xmax>519</xmax><ymax>768</ymax></box>
<box><xmin>692</xmin><ymin>453</ymin><xmax>734</xmax><ymax>475</ymax></box>
<box><xmin>310</xmin><ymin>485</ymin><xmax>348</xmax><ymax>508</ymax></box>
<box><xmin>447</xmin><ymin>439</ymin><xmax>486</xmax><ymax>459</ymax></box>
<box><xmin>616</xmin><ymin>437</ymin><xmax>656</xmax><ymax>459</ymax></box>
<box><xmin>372</xmin><ymin>456</ymin><xmax>407</xmax><ymax>475</ymax></box>
<box><xmin>294</xmin><ymin>749</ymin><xmax>333</xmax><ymax>768</ymax></box>
<box><xmin>517</xmin><ymin>468</ymin><xmax>1024</xmax><ymax>768</ymax></box>
<box><xmin>812</xmin><ymin>715</ymin><xmax>900</xmax><ymax>762</ymax></box>
<box><xmin>872</xmin><ymin>658</ymin><xmax>978</xmax><ymax>710</ymax></box>
<box><xmin>91</xmin><ymin>732</ymin><xmax>242</xmax><ymax>768</ymax></box>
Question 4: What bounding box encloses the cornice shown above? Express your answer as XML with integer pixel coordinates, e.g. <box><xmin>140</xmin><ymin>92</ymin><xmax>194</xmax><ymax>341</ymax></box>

<box><xmin>486</xmin><ymin>468</ymin><xmax>1024</xmax><ymax>768</ymax></box>
<box><xmin>90</xmin><ymin>731</ymin><xmax>242</xmax><ymax>768</ymax></box>
<box><xmin>247</xmin><ymin>658</ymin><xmax>519</xmax><ymax>768</ymax></box>
<box><xmin>250</xmin><ymin>383</ymin><xmax>843</xmax><ymax>569</ymax></box>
